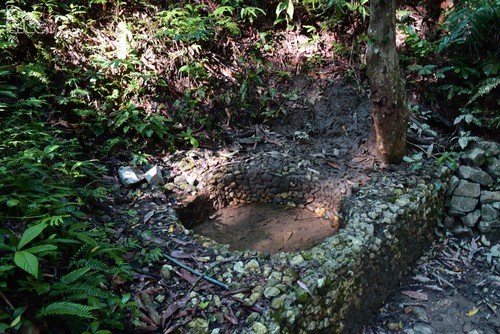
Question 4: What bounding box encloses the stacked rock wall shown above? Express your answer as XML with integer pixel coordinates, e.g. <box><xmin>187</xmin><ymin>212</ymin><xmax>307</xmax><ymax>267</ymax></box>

<box><xmin>240</xmin><ymin>165</ymin><xmax>450</xmax><ymax>333</ymax></box>
<box><xmin>444</xmin><ymin>140</ymin><xmax>500</xmax><ymax>239</ymax></box>
<box><xmin>205</xmin><ymin>153</ymin><xmax>350</xmax><ymax>221</ymax></box>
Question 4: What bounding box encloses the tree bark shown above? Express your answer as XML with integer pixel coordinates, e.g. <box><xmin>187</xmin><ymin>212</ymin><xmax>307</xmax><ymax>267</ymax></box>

<box><xmin>366</xmin><ymin>0</ymin><xmax>409</xmax><ymax>164</ymax></box>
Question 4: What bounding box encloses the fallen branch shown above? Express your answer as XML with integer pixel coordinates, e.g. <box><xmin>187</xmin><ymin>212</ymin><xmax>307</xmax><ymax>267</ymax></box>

<box><xmin>164</xmin><ymin>254</ymin><xmax>229</xmax><ymax>290</ymax></box>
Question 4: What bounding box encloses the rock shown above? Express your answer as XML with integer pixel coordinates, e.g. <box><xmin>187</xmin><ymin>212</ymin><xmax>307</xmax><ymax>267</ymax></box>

<box><xmin>460</xmin><ymin>210</ymin><xmax>481</xmax><ymax>227</ymax></box>
<box><xmin>480</xmin><ymin>191</ymin><xmax>500</xmax><ymax>204</ymax></box>
<box><xmin>447</xmin><ymin>176</ymin><xmax>460</xmax><ymax>196</ymax></box>
<box><xmin>453</xmin><ymin>180</ymin><xmax>480</xmax><ymax>198</ymax></box>
<box><xmin>458</xmin><ymin>165</ymin><xmax>494</xmax><ymax>186</ymax></box>
<box><xmin>118</xmin><ymin>166</ymin><xmax>143</xmax><ymax>187</ymax></box>
<box><xmin>486</xmin><ymin>157</ymin><xmax>500</xmax><ymax>178</ymax></box>
<box><xmin>413</xmin><ymin>321</ymin><xmax>434</xmax><ymax>334</ymax></box>
<box><xmin>160</xmin><ymin>264</ymin><xmax>172</xmax><ymax>280</ymax></box>
<box><xmin>252</xmin><ymin>322</ymin><xmax>268</xmax><ymax>334</ymax></box>
<box><xmin>443</xmin><ymin>215</ymin><xmax>456</xmax><ymax>228</ymax></box>
<box><xmin>449</xmin><ymin>195</ymin><xmax>478</xmax><ymax>213</ymax></box>
<box><xmin>233</xmin><ymin>261</ymin><xmax>245</xmax><ymax>274</ymax></box>
<box><xmin>264</xmin><ymin>286</ymin><xmax>281</xmax><ymax>298</ymax></box>
<box><xmin>144</xmin><ymin>165</ymin><xmax>164</xmax><ymax>186</ymax></box>
<box><xmin>465</xmin><ymin>147</ymin><xmax>487</xmax><ymax>166</ymax></box>
<box><xmin>481</xmin><ymin>204</ymin><xmax>499</xmax><ymax>222</ymax></box>
<box><xmin>387</xmin><ymin>322</ymin><xmax>400</xmax><ymax>331</ymax></box>
<box><xmin>478</xmin><ymin>220</ymin><xmax>500</xmax><ymax>238</ymax></box>
<box><xmin>244</xmin><ymin>259</ymin><xmax>261</xmax><ymax>273</ymax></box>
<box><xmin>476</xmin><ymin>140</ymin><xmax>500</xmax><ymax>156</ymax></box>
<box><xmin>270</xmin><ymin>295</ymin><xmax>285</xmax><ymax>309</ymax></box>
<box><xmin>451</xmin><ymin>224</ymin><xmax>473</xmax><ymax>237</ymax></box>
<box><xmin>449</xmin><ymin>208</ymin><xmax>467</xmax><ymax>217</ymax></box>
<box><xmin>188</xmin><ymin>318</ymin><xmax>209</xmax><ymax>333</ymax></box>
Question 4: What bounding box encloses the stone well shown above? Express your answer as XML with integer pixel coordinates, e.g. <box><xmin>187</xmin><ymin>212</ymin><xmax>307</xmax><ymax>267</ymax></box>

<box><xmin>192</xmin><ymin>158</ymin><xmax>450</xmax><ymax>333</ymax></box>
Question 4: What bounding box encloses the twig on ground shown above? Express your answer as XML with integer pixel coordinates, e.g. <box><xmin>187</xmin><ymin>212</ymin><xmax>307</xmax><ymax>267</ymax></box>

<box><xmin>165</xmin><ymin>254</ymin><xmax>229</xmax><ymax>290</ymax></box>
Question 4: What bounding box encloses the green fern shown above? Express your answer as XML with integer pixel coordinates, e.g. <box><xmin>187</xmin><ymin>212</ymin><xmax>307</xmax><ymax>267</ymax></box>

<box><xmin>466</xmin><ymin>76</ymin><xmax>500</xmax><ymax>106</ymax></box>
<box><xmin>37</xmin><ymin>302</ymin><xmax>98</xmax><ymax>319</ymax></box>
<box><xmin>70</xmin><ymin>258</ymin><xmax>109</xmax><ymax>272</ymax></box>
<box><xmin>439</xmin><ymin>0</ymin><xmax>499</xmax><ymax>55</ymax></box>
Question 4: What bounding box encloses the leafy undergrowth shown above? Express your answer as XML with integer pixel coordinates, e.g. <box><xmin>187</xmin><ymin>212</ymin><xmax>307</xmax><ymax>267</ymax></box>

<box><xmin>0</xmin><ymin>0</ymin><xmax>498</xmax><ymax>332</ymax></box>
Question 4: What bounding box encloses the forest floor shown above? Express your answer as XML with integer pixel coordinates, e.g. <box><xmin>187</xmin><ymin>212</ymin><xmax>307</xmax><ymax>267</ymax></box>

<box><xmin>104</xmin><ymin>76</ymin><xmax>499</xmax><ymax>333</ymax></box>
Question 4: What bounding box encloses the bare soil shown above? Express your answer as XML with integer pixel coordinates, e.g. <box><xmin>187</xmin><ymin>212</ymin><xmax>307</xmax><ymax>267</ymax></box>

<box><xmin>193</xmin><ymin>203</ymin><xmax>337</xmax><ymax>254</ymax></box>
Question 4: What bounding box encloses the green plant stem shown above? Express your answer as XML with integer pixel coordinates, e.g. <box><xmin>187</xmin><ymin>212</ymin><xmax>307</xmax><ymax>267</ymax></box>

<box><xmin>0</xmin><ymin>291</ymin><xmax>15</xmax><ymax>311</ymax></box>
<box><xmin>164</xmin><ymin>254</ymin><xmax>229</xmax><ymax>290</ymax></box>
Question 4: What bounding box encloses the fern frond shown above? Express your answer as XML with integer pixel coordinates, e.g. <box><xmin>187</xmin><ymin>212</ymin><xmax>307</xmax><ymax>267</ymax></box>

<box><xmin>466</xmin><ymin>77</ymin><xmax>500</xmax><ymax>106</ymax></box>
<box><xmin>57</xmin><ymin>283</ymin><xmax>110</xmax><ymax>300</ymax></box>
<box><xmin>70</xmin><ymin>258</ymin><xmax>109</xmax><ymax>272</ymax></box>
<box><xmin>37</xmin><ymin>302</ymin><xmax>98</xmax><ymax>319</ymax></box>
<box><xmin>60</xmin><ymin>267</ymin><xmax>92</xmax><ymax>284</ymax></box>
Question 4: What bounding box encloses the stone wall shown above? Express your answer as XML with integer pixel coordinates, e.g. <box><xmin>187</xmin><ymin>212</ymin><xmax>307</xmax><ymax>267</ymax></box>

<box><xmin>205</xmin><ymin>152</ymin><xmax>357</xmax><ymax>222</ymax></box>
<box><xmin>226</xmin><ymin>163</ymin><xmax>450</xmax><ymax>333</ymax></box>
<box><xmin>444</xmin><ymin>140</ymin><xmax>500</xmax><ymax>240</ymax></box>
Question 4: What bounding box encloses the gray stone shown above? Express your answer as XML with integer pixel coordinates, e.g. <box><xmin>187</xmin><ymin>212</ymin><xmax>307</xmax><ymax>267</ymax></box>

<box><xmin>443</xmin><ymin>215</ymin><xmax>456</xmax><ymax>228</ymax></box>
<box><xmin>187</xmin><ymin>318</ymin><xmax>209</xmax><ymax>333</ymax></box>
<box><xmin>252</xmin><ymin>322</ymin><xmax>268</xmax><ymax>334</ymax></box>
<box><xmin>460</xmin><ymin>210</ymin><xmax>481</xmax><ymax>227</ymax></box>
<box><xmin>244</xmin><ymin>259</ymin><xmax>261</xmax><ymax>273</ymax></box>
<box><xmin>458</xmin><ymin>165</ymin><xmax>494</xmax><ymax>186</ymax></box>
<box><xmin>117</xmin><ymin>166</ymin><xmax>143</xmax><ymax>187</ymax></box>
<box><xmin>478</xmin><ymin>220</ymin><xmax>500</xmax><ymax>239</ymax></box>
<box><xmin>144</xmin><ymin>165</ymin><xmax>164</xmax><ymax>186</ymax></box>
<box><xmin>452</xmin><ymin>224</ymin><xmax>473</xmax><ymax>237</ymax></box>
<box><xmin>477</xmin><ymin>141</ymin><xmax>500</xmax><ymax>156</ymax></box>
<box><xmin>465</xmin><ymin>147</ymin><xmax>487</xmax><ymax>166</ymax></box>
<box><xmin>453</xmin><ymin>180</ymin><xmax>480</xmax><ymax>197</ymax></box>
<box><xmin>486</xmin><ymin>157</ymin><xmax>500</xmax><ymax>178</ymax></box>
<box><xmin>413</xmin><ymin>321</ymin><xmax>434</xmax><ymax>334</ymax></box>
<box><xmin>264</xmin><ymin>286</ymin><xmax>281</xmax><ymax>298</ymax></box>
<box><xmin>448</xmin><ymin>209</ymin><xmax>466</xmax><ymax>217</ymax></box>
<box><xmin>447</xmin><ymin>176</ymin><xmax>460</xmax><ymax>196</ymax></box>
<box><xmin>449</xmin><ymin>195</ymin><xmax>479</xmax><ymax>213</ymax></box>
<box><xmin>481</xmin><ymin>191</ymin><xmax>500</xmax><ymax>204</ymax></box>
<box><xmin>160</xmin><ymin>264</ymin><xmax>172</xmax><ymax>280</ymax></box>
<box><xmin>481</xmin><ymin>204</ymin><xmax>499</xmax><ymax>222</ymax></box>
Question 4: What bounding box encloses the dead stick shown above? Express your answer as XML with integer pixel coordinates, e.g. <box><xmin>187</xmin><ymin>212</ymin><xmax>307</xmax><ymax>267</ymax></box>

<box><xmin>164</xmin><ymin>254</ymin><xmax>229</xmax><ymax>290</ymax></box>
<box><xmin>0</xmin><ymin>291</ymin><xmax>15</xmax><ymax>311</ymax></box>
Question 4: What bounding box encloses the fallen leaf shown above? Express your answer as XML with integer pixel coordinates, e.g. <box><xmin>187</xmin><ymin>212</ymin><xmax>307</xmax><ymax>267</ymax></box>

<box><xmin>170</xmin><ymin>250</ymin><xmax>193</xmax><ymax>259</ymax></box>
<box><xmin>170</xmin><ymin>237</ymin><xmax>189</xmax><ymax>245</ymax></box>
<box><xmin>351</xmin><ymin>156</ymin><xmax>368</xmax><ymax>163</ymax></box>
<box><xmin>466</xmin><ymin>307</ymin><xmax>479</xmax><ymax>317</ymax></box>
<box><xmin>143</xmin><ymin>210</ymin><xmax>155</xmax><ymax>223</ymax></box>
<box><xmin>162</xmin><ymin>303</ymin><xmax>180</xmax><ymax>322</ymax></box>
<box><xmin>325</xmin><ymin>159</ymin><xmax>341</xmax><ymax>170</ymax></box>
<box><xmin>297</xmin><ymin>280</ymin><xmax>312</xmax><ymax>297</ymax></box>
<box><xmin>412</xmin><ymin>274</ymin><xmax>432</xmax><ymax>283</ymax></box>
<box><xmin>401</xmin><ymin>290</ymin><xmax>428</xmax><ymax>301</ymax></box>
<box><xmin>176</xmin><ymin>269</ymin><xmax>199</xmax><ymax>285</ymax></box>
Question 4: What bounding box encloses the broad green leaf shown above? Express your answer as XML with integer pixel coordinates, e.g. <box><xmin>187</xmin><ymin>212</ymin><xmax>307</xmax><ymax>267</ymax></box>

<box><xmin>43</xmin><ymin>144</ymin><xmax>59</xmax><ymax>155</ymax></box>
<box><xmin>10</xmin><ymin>315</ymin><xmax>21</xmax><ymax>327</ymax></box>
<box><xmin>458</xmin><ymin>137</ymin><xmax>468</xmax><ymax>149</ymax></box>
<box><xmin>14</xmin><ymin>251</ymin><xmax>39</xmax><ymax>277</ymax></box>
<box><xmin>6</xmin><ymin>199</ymin><xmax>19</xmax><ymax>207</ymax></box>
<box><xmin>23</xmin><ymin>244</ymin><xmax>57</xmax><ymax>254</ymax></box>
<box><xmin>121</xmin><ymin>293</ymin><xmax>131</xmax><ymax>304</ymax></box>
<box><xmin>0</xmin><ymin>265</ymin><xmax>15</xmax><ymax>273</ymax></box>
<box><xmin>17</xmin><ymin>222</ymin><xmax>47</xmax><ymax>250</ymax></box>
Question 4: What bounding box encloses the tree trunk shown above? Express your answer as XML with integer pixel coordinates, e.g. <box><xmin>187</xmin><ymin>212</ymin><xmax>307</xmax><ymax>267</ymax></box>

<box><xmin>366</xmin><ymin>0</ymin><xmax>409</xmax><ymax>164</ymax></box>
